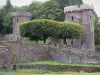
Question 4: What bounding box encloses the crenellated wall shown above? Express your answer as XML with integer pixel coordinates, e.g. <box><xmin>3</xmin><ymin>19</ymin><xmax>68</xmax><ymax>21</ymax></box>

<box><xmin>64</xmin><ymin>4</ymin><xmax>95</xmax><ymax>51</ymax></box>
<box><xmin>12</xmin><ymin>11</ymin><xmax>32</xmax><ymax>41</ymax></box>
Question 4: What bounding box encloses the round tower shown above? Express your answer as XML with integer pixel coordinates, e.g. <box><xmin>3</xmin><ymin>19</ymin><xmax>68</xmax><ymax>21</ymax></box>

<box><xmin>12</xmin><ymin>11</ymin><xmax>32</xmax><ymax>41</ymax></box>
<box><xmin>64</xmin><ymin>4</ymin><xmax>95</xmax><ymax>51</ymax></box>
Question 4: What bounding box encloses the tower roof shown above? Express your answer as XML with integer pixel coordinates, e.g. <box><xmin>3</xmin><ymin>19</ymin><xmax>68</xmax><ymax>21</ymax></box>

<box><xmin>12</xmin><ymin>11</ymin><xmax>32</xmax><ymax>17</ymax></box>
<box><xmin>64</xmin><ymin>4</ymin><xmax>94</xmax><ymax>13</ymax></box>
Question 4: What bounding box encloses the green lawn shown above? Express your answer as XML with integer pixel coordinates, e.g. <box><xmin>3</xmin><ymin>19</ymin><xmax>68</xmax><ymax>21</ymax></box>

<box><xmin>11</xmin><ymin>72</ymin><xmax>100</xmax><ymax>75</ymax></box>
<box><xmin>24</xmin><ymin>40</ymin><xmax>44</xmax><ymax>44</ymax></box>
<box><xmin>18</xmin><ymin>61</ymin><xmax>100</xmax><ymax>68</ymax></box>
<box><xmin>9</xmin><ymin>61</ymin><xmax>100</xmax><ymax>75</ymax></box>
<box><xmin>4</xmin><ymin>70</ymin><xmax>100</xmax><ymax>75</ymax></box>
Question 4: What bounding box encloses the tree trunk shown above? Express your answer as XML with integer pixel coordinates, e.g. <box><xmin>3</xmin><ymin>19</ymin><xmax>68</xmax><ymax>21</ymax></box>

<box><xmin>43</xmin><ymin>37</ymin><xmax>47</xmax><ymax>44</ymax></box>
<box><xmin>36</xmin><ymin>39</ymin><xmax>38</xmax><ymax>44</ymax></box>
<box><xmin>63</xmin><ymin>38</ymin><xmax>66</xmax><ymax>45</ymax></box>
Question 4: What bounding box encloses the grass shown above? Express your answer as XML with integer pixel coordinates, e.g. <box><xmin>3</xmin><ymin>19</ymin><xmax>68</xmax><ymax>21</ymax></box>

<box><xmin>24</xmin><ymin>40</ymin><xmax>44</xmax><ymax>44</ymax></box>
<box><xmin>0</xmin><ymin>72</ymin><xmax>3</xmax><ymax>75</ymax></box>
<box><xmin>4</xmin><ymin>70</ymin><xmax>100</xmax><ymax>75</ymax></box>
<box><xmin>18</xmin><ymin>61</ymin><xmax>100</xmax><ymax>68</ymax></box>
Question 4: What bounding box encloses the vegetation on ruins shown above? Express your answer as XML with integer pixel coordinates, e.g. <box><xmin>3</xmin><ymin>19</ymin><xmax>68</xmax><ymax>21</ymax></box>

<box><xmin>19</xmin><ymin>19</ymin><xmax>83</xmax><ymax>44</ymax></box>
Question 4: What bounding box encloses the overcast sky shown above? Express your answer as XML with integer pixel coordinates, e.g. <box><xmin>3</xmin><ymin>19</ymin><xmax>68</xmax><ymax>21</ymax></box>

<box><xmin>0</xmin><ymin>0</ymin><xmax>100</xmax><ymax>16</ymax></box>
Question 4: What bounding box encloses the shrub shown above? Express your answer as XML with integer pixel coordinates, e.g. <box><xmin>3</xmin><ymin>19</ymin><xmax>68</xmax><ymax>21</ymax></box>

<box><xmin>58</xmin><ymin>22</ymin><xmax>83</xmax><ymax>44</ymax></box>
<box><xmin>30</xmin><ymin>19</ymin><xmax>59</xmax><ymax>43</ymax></box>
<box><xmin>19</xmin><ymin>21</ymin><xmax>31</xmax><ymax>37</ymax></box>
<box><xmin>19</xmin><ymin>19</ymin><xmax>83</xmax><ymax>44</ymax></box>
<box><xmin>95</xmin><ymin>45</ymin><xmax>100</xmax><ymax>51</ymax></box>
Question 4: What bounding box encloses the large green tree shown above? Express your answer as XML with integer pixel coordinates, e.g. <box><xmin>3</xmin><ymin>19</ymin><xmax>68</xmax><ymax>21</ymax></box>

<box><xmin>3</xmin><ymin>12</ymin><xmax>13</xmax><ymax>34</ymax></box>
<box><xmin>39</xmin><ymin>1</ymin><xmax>62</xmax><ymax>21</ymax></box>
<box><xmin>3</xmin><ymin>0</ymin><xmax>13</xmax><ymax>13</ymax></box>
<box><xmin>1</xmin><ymin>0</ymin><xmax>13</xmax><ymax>34</ymax></box>
<box><xmin>51</xmin><ymin>0</ymin><xmax>83</xmax><ymax>9</ymax></box>
<box><xmin>49</xmin><ymin>0</ymin><xmax>83</xmax><ymax>21</ymax></box>
<box><xmin>13</xmin><ymin>0</ymin><xmax>83</xmax><ymax>21</ymax></box>
<box><xmin>0</xmin><ymin>9</ymin><xmax>3</xmax><ymax>34</ymax></box>
<box><xmin>29</xmin><ymin>19</ymin><xmax>58</xmax><ymax>43</ymax></box>
<box><xmin>68</xmin><ymin>0</ymin><xmax>83</xmax><ymax>6</ymax></box>
<box><xmin>13</xmin><ymin>5</ymin><xmax>28</xmax><ymax>12</ymax></box>
<box><xmin>94</xmin><ymin>13</ymin><xmax>100</xmax><ymax>45</ymax></box>
<box><xmin>20</xmin><ymin>19</ymin><xmax>59</xmax><ymax>43</ymax></box>
<box><xmin>28</xmin><ymin>2</ymin><xmax>42</xmax><ymax>19</ymax></box>
<box><xmin>39</xmin><ymin>0</ymin><xmax>83</xmax><ymax>21</ymax></box>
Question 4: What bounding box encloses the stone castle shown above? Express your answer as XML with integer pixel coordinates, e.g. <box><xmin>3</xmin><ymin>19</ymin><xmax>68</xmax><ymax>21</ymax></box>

<box><xmin>12</xmin><ymin>12</ymin><xmax>32</xmax><ymax>41</ymax></box>
<box><xmin>12</xmin><ymin>4</ymin><xmax>95</xmax><ymax>51</ymax></box>
<box><xmin>64</xmin><ymin>4</ymin><xmax>95</xmax><ymax>51</ymax></box>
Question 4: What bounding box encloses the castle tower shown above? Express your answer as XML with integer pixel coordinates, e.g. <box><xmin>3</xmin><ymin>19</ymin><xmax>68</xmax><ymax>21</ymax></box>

<box><xmin>64</xmin><ymin>4</ymin><xmax>95</xmax><ymax>51</ymax></box>
<box><xmin>12</xmin><ymin>12</ymin><xmax>32</xmax><ymax>41</ymax></box>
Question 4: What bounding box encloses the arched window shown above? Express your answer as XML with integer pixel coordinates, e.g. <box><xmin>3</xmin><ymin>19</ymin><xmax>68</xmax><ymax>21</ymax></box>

<box><xmin>90</xmin><ymin>15</ymin><xmax>92</xmax><ymax>19</ymax></box>
<box><xmin>71</xmin><ymin>40</ymin><xmax>73</xmax><ymax>45</ymax></box>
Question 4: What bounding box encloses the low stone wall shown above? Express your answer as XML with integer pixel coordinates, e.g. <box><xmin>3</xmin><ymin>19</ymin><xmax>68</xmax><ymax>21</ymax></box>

<box><xmin>50</xmin><ymin>47</ymin><xmax>100</xmax><ymax>64</ymax></box>
<box><xmin>0</xmin><ymin>42</ymin><xmax>52</xmax><ymax>63</ymax></box>
<box><xmin>0</xmin><ymin>42</ymin><xmax>100</xmax><ymax>70</ymax></box>
<box><xmin>0</xmin><ymin>46</ymin><xmax>12</xmax><ymax>70</ymax></box>
<box><xmin>0</xmin><ymin>42</ymin><xmax>52</xmax><ymax>70</ymax></box>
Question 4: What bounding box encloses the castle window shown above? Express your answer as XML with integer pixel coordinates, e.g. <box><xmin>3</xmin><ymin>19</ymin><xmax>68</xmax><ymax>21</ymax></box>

<box><xmin>72</xmin><ymin>16</ymin><xmax>74</xmax><ymax>21</ymax></box>
<box><xmin>71</xmin><ymin>40</ymin><xmax>73</xmax><ymax>45</ymax></box>
<box><xmin>17</xmin><ymin>19</ymin><xmax>18</xmax><ymax>23</ymax></box>
<box><xmin>90</xmin><ymin>15</ymin><xmax>92</xmax><ymax>19</ymax></box>
<box><xmin>81</xmin><ymin>38</ymin><xmax>84</xmax><ymax>45</ymax></box>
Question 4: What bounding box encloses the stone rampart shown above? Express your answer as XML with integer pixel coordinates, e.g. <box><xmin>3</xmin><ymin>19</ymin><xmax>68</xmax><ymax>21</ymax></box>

<box><xmin>0</xmin><ymin>42</ymin><xmax>100</xmax><ymax>70</ymax></box>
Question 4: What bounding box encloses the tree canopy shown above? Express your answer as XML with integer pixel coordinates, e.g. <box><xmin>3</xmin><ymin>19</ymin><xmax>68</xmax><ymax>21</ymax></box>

<box><xmin>19</xmin><ymin>19</ymin><xmax>83</xmax><ymax>44</ymax></box>
<box><xmin>0</xmin><ymin>0</ymin><xmax>84</xmax><ymax>34</ymax></box>
<box><xmin>0</xmin><ymin>0</ymin><xmax>13</xmax><ymax>34</ymax></box>
<box><xmin>94</xmin><ymin>13</ymin><xmax>100</xmax><ymax>45</ymax></box>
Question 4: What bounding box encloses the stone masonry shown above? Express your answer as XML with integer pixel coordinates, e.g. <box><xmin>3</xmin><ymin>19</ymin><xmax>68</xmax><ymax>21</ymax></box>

<box><xmin>0</xmin><ymin>42</ymin><xmax>100</xmax><ymax>70</ymax></box>
<box><xmin>64</xmin><ymin>4</ymin><xmax>95</xmax><ymax>51</ymax></box>
<box><xmin>12</xmin><ymin>11</ymin><xmax>32</xmax><ymax>41</ymax></box>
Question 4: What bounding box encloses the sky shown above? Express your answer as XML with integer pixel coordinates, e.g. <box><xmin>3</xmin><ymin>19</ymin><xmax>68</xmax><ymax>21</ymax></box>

<box><xmin>0</xmin><ymin>0</ymin><xmax>100</xmax><ymax>16</ymax></box>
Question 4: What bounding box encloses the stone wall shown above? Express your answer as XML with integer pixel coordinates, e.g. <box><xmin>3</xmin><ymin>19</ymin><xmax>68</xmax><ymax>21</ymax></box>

<box><xmin>0</xmin><ymin>42</ymin><xmax>51</xmax><ymax>63</ymax></box>
<box><xmin>0</xmin><ymin>42</ymin><xmax>52</xmax><ymax>70</ymax></box>
<box><xmin>50</xmin><ymin>47</ymin><xmax>100</xmax><ymax>64</ymax></box>
<box><xmin>0</xmin><ymin>42</ymin><xmax>100</xmax><ymax>70</ymax></box>
<box><xmin>0</xmin><ymin>46</ymin><xmax>12</xmax><ymax>70</ymax></box>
